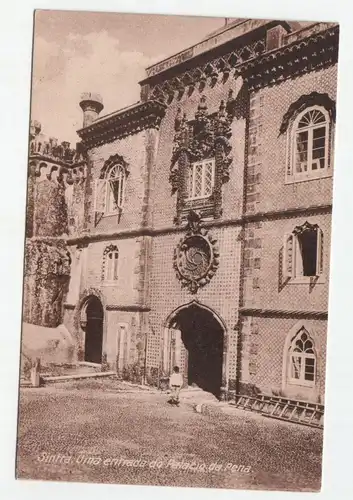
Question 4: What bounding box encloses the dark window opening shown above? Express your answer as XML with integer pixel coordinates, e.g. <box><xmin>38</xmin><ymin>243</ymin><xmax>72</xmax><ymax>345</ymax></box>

<box><xmin>298</xmin><ymin>229</ymin><xmax>318</xmax><ymax>276</ymax></box>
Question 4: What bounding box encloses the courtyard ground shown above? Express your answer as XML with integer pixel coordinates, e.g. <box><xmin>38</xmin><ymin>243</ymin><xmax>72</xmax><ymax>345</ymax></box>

<box><xmin>16</xmin><ymin>379</ymin><xmax>323</xmax><ymax>492</ymax></box>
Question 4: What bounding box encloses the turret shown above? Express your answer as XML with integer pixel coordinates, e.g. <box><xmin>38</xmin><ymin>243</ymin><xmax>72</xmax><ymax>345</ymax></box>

<box><xmin>79</xmin><ymin>92</ymin><xmax>104</xmax><ymax>128</ymax></box>
<box><xmin>29</xmin><ymin>120</ymin><xmax>41</xmax><ymax>140</ymax></box>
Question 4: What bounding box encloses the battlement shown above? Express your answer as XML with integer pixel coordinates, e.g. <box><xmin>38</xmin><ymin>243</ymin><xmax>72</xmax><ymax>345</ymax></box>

<box><xmin>29</xmin><ymin>120</ymin><xmax>85</xmax><ymax>165</ymax></box>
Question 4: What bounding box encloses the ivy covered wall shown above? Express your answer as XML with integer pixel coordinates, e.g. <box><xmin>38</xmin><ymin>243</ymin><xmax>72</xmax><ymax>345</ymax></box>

<box><xmin>23</xmin><ymin>173</ymin><xmax>72</xmax><ymax>328</ymax></box>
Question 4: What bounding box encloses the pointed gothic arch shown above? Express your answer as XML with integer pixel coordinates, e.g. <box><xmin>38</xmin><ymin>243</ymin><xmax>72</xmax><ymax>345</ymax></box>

<box><xmin>282</xmin><ymin>320</ymin><xmax>319</xmax><ymax>398</ymax></box>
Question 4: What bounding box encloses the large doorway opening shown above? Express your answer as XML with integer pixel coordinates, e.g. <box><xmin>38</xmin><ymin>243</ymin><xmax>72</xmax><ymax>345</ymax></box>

<box><xmin>84</xmin><ymin>296</ymin><xmax>104</xmax><ymax>364</ymax></box>
<box><xmin>170</xmin><ymin>304</ymin><xmax>224</xmax><ymax>398</ymax></box>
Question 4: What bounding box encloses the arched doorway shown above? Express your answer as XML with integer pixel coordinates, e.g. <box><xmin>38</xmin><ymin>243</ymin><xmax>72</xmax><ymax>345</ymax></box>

<box><xmin>166</xmin><ymin>303</ymin><xmax>225</xmax><ymax>398</ymax></box>
<box><xmin>84</xmin><ymin>296</ymin><xmax>104</xmax><ymax>364</ymax></box>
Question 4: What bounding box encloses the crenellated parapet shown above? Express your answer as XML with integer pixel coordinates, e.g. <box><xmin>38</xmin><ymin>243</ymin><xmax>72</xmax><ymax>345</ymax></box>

<box><xmin>29</xmin><ymin>121</ymin><xmax>87</xmax><ymax>186</ymax></box>
<box><xmin>30</xmin><ymin>121</ymin><xmax>86</xmax><ymax>164</ymax></box>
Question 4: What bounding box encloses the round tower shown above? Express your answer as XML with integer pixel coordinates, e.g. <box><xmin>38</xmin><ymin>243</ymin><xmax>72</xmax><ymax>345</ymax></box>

<box><xmin>79</xmin><ymin>92</ymin><xmax>104</xmax><ymax>128</ymax></box>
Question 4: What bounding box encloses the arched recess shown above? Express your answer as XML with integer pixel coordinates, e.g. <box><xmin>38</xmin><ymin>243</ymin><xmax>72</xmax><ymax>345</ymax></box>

<box><xmin>282</xmin><ymin>319</ymin><xmax>320</xmax><ymax>400</ymax></box>
<box><xmin>163</xmin><ymin>300</ymin><xmax>227</xmax><ymax>398</ymax></box>
<box><xmin>164</xmin><ymin>299</ymin><xmax>227</xmax><ymax>331</ymax></box>
<box><xmin>75</xmin><ymin>288</ymin><xmax>107</xmax><ymax>364</ymax></box>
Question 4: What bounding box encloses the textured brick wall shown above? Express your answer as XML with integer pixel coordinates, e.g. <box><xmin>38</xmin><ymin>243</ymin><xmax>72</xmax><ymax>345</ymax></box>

<box><xmin>147</xmin><ymin>226</ymin><xmax>242</xmax><ymax>381</ymax></box>
<box><xmin>150</xmin><ymin>76</ymin><xmax>246</xmax><ymax>229</ymax></box>
<box><xmin>242</xmin><ymin>214</ymin><xmax>331</xmax><ymax>312</ymax></box>
<box><xmin>239</xmin><ymin>316</ymin><xmax>327</xmax><ymax>403</ymax></box>
<box><xmin>64</xmin><ymin>129</ymin><xmax>158</xmax><ymax>369</ymax></box>
<box><xmin>238</xmin><ymin>64</ymin><xmax>337</xmax><ymax>400</ymax></box>
<box><xmin>79</xmin><ymin>238</ymin><xmax>143</xmax><ymax>306</ymax></box>
<box><xmin>85</xmin><ymin>131</ymin><xmax>150</xmax><ymax>233</ymax></box>
<box><xmin>42</xmin><ymin>49</ymin><xmax>336</xmax><ymax>401</ymax></box>
<box><xmin>248</xmin><ymin>65</ymin><xmax>337</xmax><ymax>215</ymax></box>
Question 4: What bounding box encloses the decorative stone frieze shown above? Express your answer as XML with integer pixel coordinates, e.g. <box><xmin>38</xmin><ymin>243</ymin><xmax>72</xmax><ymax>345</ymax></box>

<box><xmin>28</xmin><ymin>160</ymin><xmax>87</xmax><ymax>186</ymax></box>
<box><xmin>143</xmin><ymin>23</ymin><xmax>338</xmax><ymax>101</ymax></box>
<box><xmin>145</xmin><ymin>39</ymin><xmax>267</xmax><ymax>103</ymax></box>
<box><xmin>77</xmin><ymin>100</ymin><xmax>167</xmax><ymax>148</ymax></box>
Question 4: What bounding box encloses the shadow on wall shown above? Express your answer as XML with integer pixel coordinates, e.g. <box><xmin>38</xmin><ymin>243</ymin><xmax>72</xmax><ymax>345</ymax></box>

<box><xmin>20</xmin><ymin>322</ymin><xmax>77</xmax><ymax>376</ymax></box>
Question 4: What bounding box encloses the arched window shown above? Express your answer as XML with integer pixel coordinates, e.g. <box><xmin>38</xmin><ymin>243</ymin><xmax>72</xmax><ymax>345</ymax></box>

<box><xmin>287</xmin><ymin>328</ymin><xmax>316</xmax><ymax>387</ymax></box>
<box><xmin>283</xmin><ymin>221</ymin><xmax>324</xmax><ymax>281</ymax></box>
<box><xmin>94</xmin><ymin>164</ymin><xmax>126</xmax><ymax>216</ymax></box>
<box><xmin>103</xmin><ymin>245</ymin><xmax>119</xmax><ymax>281</ymax></box>
<box><xmin>105</xmin><ymin>164</ymin><xmax>126</xmax><ymax>213</ymax></box>
<box><xmin>287</xmin><ymin>106</ymin><xmax>331</xmax><ymax>181</ymax></box>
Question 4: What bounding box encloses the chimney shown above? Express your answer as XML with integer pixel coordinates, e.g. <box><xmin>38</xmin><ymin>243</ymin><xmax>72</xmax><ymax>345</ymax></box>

<box><xmin>79</xmin><ymin>93</ymin><xmax>104</xmax><ymax>128</ymax></box>
<box><xmin>266</xmin><ymin>25</ymin><xmax>287</xmax><ymax>51</ymax></box>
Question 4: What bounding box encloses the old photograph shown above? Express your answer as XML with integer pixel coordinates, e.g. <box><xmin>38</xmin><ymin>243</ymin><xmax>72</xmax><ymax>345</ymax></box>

<box><xmin>16</xmin><ymin>10</ymin><xmax>339</xmax><ymax>492</ymax></box>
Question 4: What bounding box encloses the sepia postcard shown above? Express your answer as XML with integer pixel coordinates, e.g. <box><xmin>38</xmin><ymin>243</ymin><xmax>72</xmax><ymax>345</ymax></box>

<box><xmin>16</xmin><ymin>10</ymin><xmax>340</xmax><ymax>492</ymax></box>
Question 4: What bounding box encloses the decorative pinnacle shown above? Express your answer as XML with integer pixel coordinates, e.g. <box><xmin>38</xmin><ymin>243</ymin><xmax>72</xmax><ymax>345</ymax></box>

<box><xmin>30</xmin><ymin>120</ymin><xmax>41</xmax><ymax>138</ymax></box>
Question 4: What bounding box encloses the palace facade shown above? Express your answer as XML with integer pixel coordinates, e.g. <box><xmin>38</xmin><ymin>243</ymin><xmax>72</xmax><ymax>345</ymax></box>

<box><xmin>24</xmin><ymin>19</ymin><xmax>339</xmax><ymax>402</ymax></box>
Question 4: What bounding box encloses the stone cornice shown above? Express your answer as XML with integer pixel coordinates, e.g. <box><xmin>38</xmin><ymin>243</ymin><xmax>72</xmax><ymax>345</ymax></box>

<box><xmin>76</xmin><ymin>100</ymin><xmax>167</xmax><ymax>149</ymax></box>
<box><xmin>66</xmin><ymin>203</ymin><xmax>332</xmax><ymax>246</ymax></box>
<box><xmin>241</xmin><ymin>24</ymin><xmax>339</xmax><ymax>90</ymax></box>
<box><xmin>142</xmin><ymin>23</ymin><xmax>338</xmax><ymax>102</ymax></box>
<box><xmin>105</xmin><ymin>304</ymin><xmax>151</xmax><ymax>312</ymax></box>
<box><xmin>142</xmin><ymin>19</ymin><xmax>291</xmax><ymax>81</ymax></box>
<box><xmin>64</xmin><ymin>302</ymin><xmax>150</xmax><ymax>312</ymax></box>
<box><xmin>239</xmin><ymin>307</ymin><xmax>328</xmax><ymax>320</ymax></box>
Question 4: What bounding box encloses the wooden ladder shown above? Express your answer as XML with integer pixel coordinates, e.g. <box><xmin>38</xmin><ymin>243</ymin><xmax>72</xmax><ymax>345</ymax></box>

<box><xmin>230</xmin><ymin>394</ymin><xmax>324</xmax><ymax>429</ymax></box>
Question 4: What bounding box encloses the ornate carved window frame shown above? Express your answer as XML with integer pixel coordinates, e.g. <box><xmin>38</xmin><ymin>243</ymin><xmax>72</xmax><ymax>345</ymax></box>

<box><xmin>170</xmin><ymin>95</ymin><xmax>234</xmax><ymax>225</ymax></box>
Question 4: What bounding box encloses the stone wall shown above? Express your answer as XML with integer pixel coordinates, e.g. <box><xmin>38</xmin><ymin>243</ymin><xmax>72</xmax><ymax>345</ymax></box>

<box><xmin>150</xmin><ymin>76</ymin><xmax>246</xmax><ymax>229</ymax></box>
<box><xmin>238</xmin><ymin>316</ymin><xmax>327</xmax><ymax>403</ymax></box>
<box><xmin>237</xmin><ymin>64</ymin><xmax>336</xmax><ymax>399</ymax></box>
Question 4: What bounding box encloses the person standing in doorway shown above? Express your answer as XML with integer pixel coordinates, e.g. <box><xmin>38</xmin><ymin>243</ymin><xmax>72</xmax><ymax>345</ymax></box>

<box><xmin>169</xmin><ymin>366</ymin><xmax>183</xmax><ymax>406</ymax></box>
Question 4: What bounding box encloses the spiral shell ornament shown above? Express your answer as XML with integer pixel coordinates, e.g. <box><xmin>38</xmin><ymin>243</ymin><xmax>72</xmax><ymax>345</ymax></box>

<box><xmin>173</xmin><ymin>212</ymin><xmax>220</xmax><ymax>293</ymax></box>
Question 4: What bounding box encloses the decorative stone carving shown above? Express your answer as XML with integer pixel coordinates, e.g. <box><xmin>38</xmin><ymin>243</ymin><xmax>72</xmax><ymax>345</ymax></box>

<box><xmin>29</xmin><ymin>160</ymin><xmax>87</xmax><ymax>186</ymax></box>
<box><xmin>170</xmin><ymin>95</ymin><xmax>234</xmax><ymax>223</ymax></box>
<box><xmin>279</xmin><ymin>92</ymin><xmax>336</xmax><ymax>135</ymax></box>
<box><xmin>293</xmin><ymin>221</ymin><xmax>319</xmax><ymax>235</ymax></box>
<box><xmin>99</xmin><ymin>153</ymin><xmax>129</xmax><ymax>179</ymax></box>
<box><xmin>146</xmin><ymin>25</ymin><xmax>337</xmax><ymax>99</ymax></box>
<box><xmin>173</xmin><ymin>211</ymin><xmax>220</xmax><ymax>293</ymax></box>
<box><xmin>243</xmin><ymin>25</ymin><xmax>338</xmax><ymax>90</ymax></box>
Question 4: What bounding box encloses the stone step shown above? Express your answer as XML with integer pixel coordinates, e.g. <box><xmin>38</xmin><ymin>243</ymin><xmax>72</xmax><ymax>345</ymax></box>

<box><xmin>42</xmin><ymin>371</ymin><xmax>116</xmax><ymax>383</ymax></box>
